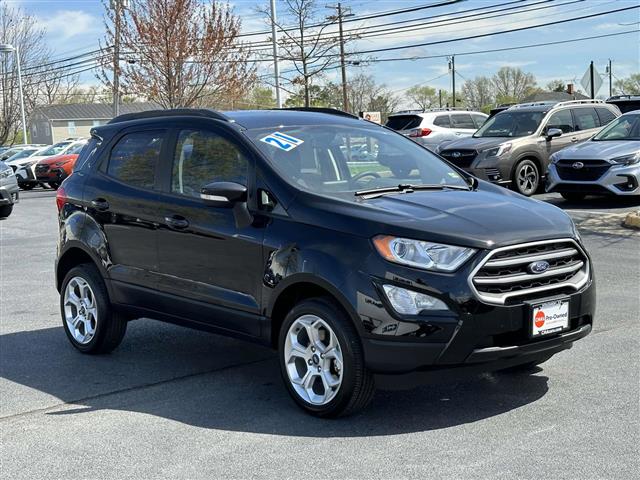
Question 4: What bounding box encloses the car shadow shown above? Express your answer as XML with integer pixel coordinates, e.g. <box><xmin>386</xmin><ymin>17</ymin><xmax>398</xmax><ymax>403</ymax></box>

<box><xmin>1</xmin><ymin>320</ymin><xmax>549</xmax><ymax>437</ymax></box>
<box><xmin>543</xmin><ymin>195</ymin><xmax>640</xmax><ymax>211</ymax></box>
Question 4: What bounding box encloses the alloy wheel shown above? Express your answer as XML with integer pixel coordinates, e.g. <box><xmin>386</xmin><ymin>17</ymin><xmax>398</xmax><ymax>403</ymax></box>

<box><xmin>283</xmin><ymin>314</ymin><xmax>344</xmax><ymax>405</ymax></box>
<box><xmin>517</xmin><ymin>163</ymin><xmax>538</xmax><ymax>195</ymax></box>
<box><xmin>63</xmin><ymin>276</ymin><xmax>98</xmax><ymax>345</ymax></box>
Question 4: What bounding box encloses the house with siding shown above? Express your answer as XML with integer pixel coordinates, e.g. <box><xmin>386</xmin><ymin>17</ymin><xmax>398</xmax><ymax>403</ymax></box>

<box><xmin>29</xmin><ymin>102</ymin><xmax>158</xmax><ymax>144</ymax></box>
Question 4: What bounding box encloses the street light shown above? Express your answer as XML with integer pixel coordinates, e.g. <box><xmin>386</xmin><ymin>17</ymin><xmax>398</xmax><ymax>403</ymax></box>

<box><xmin>0</xmin><ymin>44</ymin><xmax>28</xmax><ymax>144</ymax></box>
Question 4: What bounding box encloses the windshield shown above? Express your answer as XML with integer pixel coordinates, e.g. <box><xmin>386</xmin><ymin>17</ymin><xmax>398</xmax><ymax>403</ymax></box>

<box><xmin>245</xmin><ymin>124</ymin><xmax>468</xmax><ymax>198</ymax></box>
<box><xmin>593</xmin><ymin>113</ymin><xmax>640</xmax><ymax>141</ymax></box>
<box><xmin>474</xmin><ymin>110</ymin><xmax>545</xmax><ymax>138</ymax></box>
<box><xmin>66</xmin><ymin>142</ymin><xmax>87</xmax><ymax>155</ymax></box>
<box><xmin>38</xmin><ymin>142</ymin><xmax>72</xmax><ymax>157</ymax></box>
<box><xmin>7</xmin><ymin>149</ymin><xmax>37</xmax><ymax>161</ymax></box>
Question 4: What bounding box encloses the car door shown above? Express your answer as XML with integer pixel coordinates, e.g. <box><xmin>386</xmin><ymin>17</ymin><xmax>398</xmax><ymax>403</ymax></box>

<box><xmin>572</xmin><ymin>107</ymin><xmax>602</xmax><ymax>142</ymax></box>
<box><xmin>540</xmin><ymin>109</ymin><xmax>575</xmax><ymax>168</ymax></box>
<box><xmin>154</xmin><ymin>124</ymin><xmax>264</xmax><ymax>336</ymax></box>
<box><xmin>83</xmin><ymin>128</ymin><xmax>166</xmax><ymax>292</ymax></box>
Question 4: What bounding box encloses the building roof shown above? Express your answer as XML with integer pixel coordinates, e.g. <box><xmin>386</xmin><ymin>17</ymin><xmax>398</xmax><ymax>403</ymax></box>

<box><xmin>32</xmin><ymin>102</ymin><xmax>159</xmax><ymax>121</ymax></box>
<box><xmin>521</xmin><ymin>91</ymin><xmax>590</xmax><ymax>103</ymax></box>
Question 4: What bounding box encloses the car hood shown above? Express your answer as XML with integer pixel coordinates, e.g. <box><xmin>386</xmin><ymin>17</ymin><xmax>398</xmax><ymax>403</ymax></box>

<box><xmin>38</xmin><ymin>154</ymin><xmax>78</xmax><ymax>165</ymax></box>
<box><xmin>292</xmin><ymin>183</ymin><xmax>577</xmax><ymax>249</ymax></box>
<box><xmin>439</xmin><ymin>136</ymin><xmax>512</xmax><ymax>152</ymax></box>
<box><xmin>558</xmin><ymin>140</ymin><xmax>640</xmax><ymax>159</ymax></box>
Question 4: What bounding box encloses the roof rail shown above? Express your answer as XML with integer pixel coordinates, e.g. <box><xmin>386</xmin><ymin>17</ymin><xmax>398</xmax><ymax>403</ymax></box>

<box><xmin>281</xmin><ymin>107</ymin><xmax>360</xmax><ymax>119</ymax></box>
<box><xmin>553</xmin><ymin>99</ymin><xmax>605</xmax><ymax>107</ymax></box>
<box><xmin>107</xmin><ymin>108</ymin><xmax>229</xmax><ymax>124</ymax></box>
<box><xmin>606</xmin><ymin>95</ymin><xmax>640</xmax><ymax>101</ymax></box>
<box><xmin>508</xmin><ymin>101</ymin><xmax>558</xmax><ymax>109</ymax></box>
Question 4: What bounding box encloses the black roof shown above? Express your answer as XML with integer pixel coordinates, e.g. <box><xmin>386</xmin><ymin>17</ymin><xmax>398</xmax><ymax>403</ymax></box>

<box><xmin>225</xmin><ymin>109</ymin><xmax>364</xmax><ymax>129</ymax></box>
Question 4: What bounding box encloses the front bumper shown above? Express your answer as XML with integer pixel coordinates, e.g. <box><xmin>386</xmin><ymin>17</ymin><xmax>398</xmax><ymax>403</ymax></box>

<box><xmin>546</xmin><ymin>162</ymin><xmax>640</xmax><ymax>196</ymax></box>
<box><xmin>0</xmin><ymin>182</ymin><xmax>20</xmax><ymax>205</ymax></box>
<box><xmin>15</xmin><ymin>165</ymin><xmax>39</xmax><ymax>185</ymax></box>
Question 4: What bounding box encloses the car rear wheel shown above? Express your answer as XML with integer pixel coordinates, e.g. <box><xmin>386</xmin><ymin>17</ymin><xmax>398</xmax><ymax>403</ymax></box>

<box><xmin>279</xmin><ymin>297</ymin><xmax>375</xmax><ymax>417</ymax></box>
<box><xmin>60</xmin><ymin>263</ymin><xmax>127</xmax><ymax>354</ymax></box>
<box><xmin>0</xmin><ymin>205</ymin><xmax>13</xmax><ymax>218</ymax></box>
<box><xmin>561</xmin><ymin>192</ymin><xmax>586</xmax><ymax>201</ymax></box>
<box><xmin>512</xmin><ymin>159</ymin><xmax>539</xmax><ymax>196</ymax></box>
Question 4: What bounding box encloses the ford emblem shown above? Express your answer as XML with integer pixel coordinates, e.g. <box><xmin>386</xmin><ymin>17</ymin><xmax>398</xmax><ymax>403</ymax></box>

<box><xmin>528</xmin><ymin>260</ymin><xmax>550</xmax><ymax>274</ymax></box>
<box><xmin>452</xmin><ymin>151</ymin><xmax>461</xmax><ymax>158</ymax></box>
<box><xmin>572</xmin><ymin>161</ymin><xmax>584</xmax><ymax>170</ymax></box>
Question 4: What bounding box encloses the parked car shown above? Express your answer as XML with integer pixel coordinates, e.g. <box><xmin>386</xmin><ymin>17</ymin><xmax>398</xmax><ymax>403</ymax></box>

<box><xmin>606</xmin><ymin>95</ymin><xmax>640</xmax><ymax>114</ymax></box>
<box><xmin>437</xmin><ymin>100</ymin><xmax>621</xmax><ymax>196</ymax></box>
<box><xmin>385</xmin><ymin>109</ymin><xmax>488</xmax><ymax>151</ymax></box>
<box><xmin>546</xmin><ymin>109</ymin><xmax>640</xmax><ymax>200</ymax></box>
<box><xmin>14</xmin><ymin>139</ymin><xmax>85</xmax><ymax>190</ymax></box>
<box><xmin>0</xmin><ymin>160</ymin><xmax>19</xmax><ymax>218</ymax></box>
<box><xmin>1</xmin><ymin>144</ymin><xmax>46</xmax><ymax>162</ymax></box>
<box><xmin>3</xmin><ymin>146</ymin><xmax>43</xmax><ymax>170</ymax></box>
<box><xmin>55</xmin><ymin>108</ymin><xmax>595</xmax><ymax>417</ymax></box>
<box><xmin>34</xmin><ymin>141</ymin><xmax>88</xmax><ymax>189</ymax></box>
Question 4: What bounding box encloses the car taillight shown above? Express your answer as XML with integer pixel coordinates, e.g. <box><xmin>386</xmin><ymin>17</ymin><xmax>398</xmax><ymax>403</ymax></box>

<box><xmin>56</xmin><ymin>186</ymin><xmax>67</xmax><ymax>212</ymax></box>
<box><xmin>409</xmin><ymin>128</ymin><xmax>432</xmax><ymax>137</ymax></box>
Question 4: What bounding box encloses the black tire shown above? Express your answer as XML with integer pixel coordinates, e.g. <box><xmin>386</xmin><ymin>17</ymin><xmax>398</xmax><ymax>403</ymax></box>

<box><xmin>512</xmin><ymin>159</ymin><xmax>540</xmax><ymax>196</ymax></box>
<box><xmin>278</xmin><ymin>297</ymin><xmax>375</xmax><ymax>417</ymax></box>
<box><xmin>19</xmin><ymin>183</ymin><xmax>35</xmax><ymax>191</ymax></box>
<box><xmin>60</xmin><ymin>263</ymin><xmax>127</xmax><ymax>354</ymax></box>
<box><xmin>0</xmin><ymin>205</ymin><xmax>13</xmax><ymax>218</ymax></box>
<box><xmin>48</xmin><ymin>182</ymin><xmax>60</xmax><ymax>190</ymax></box>
<box><xmin>561</xmin><ymin>192</ymin><xmax>586</xmax><ymax>201</ymax></box>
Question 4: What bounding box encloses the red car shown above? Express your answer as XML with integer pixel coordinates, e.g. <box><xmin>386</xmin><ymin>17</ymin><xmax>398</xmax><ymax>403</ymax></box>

<box><xmin>34</xmin><ymin>142</ymin><xmax>86</xmax><ymax>189</ymax></box>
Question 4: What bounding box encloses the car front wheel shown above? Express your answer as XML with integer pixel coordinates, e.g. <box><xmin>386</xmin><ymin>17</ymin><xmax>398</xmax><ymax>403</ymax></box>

<box><xmin>19</xmin><ymin>183</ymin><xmax>35</xmax><ymax>191</ymax></box>
<box><xmin>0</xmin><ymin>205</ymin><xmax>13</xmax><ymax>218</ymax></box>
<box><xmin>512</xmin><ymin>159</ymin><xmax>539</xmax><ymax>196</ymax></box>
<box><xmin>279</xmin><ymin>297</ymin><xmax>375</xmax><ymax>417</ymax></box>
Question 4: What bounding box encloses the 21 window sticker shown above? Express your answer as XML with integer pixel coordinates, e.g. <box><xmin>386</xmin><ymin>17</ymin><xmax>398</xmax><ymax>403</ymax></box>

<box><xmin>260</xmin><ymin>132</ymin><xmax>304</xmax><ymax>151</ymax></box>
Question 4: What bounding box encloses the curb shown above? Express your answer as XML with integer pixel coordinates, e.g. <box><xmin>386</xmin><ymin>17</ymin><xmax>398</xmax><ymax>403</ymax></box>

<box><xmin>622</xmin><ymin>211</ymin><xmax>640</xmax><ymax>230</ymax></box>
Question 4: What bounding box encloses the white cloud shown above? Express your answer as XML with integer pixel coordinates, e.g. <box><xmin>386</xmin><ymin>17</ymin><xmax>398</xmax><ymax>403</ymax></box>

<box><xmin>38</xmin><ymin>10</ymin><xmax>100</xmax><ymax>41</ymax></box>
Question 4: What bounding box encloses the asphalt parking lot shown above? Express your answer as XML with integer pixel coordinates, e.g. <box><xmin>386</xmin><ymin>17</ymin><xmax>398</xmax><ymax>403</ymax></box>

<box><xmin>1</xmin><ymin>189</ymin><xmax>638</xmax><ymax>479</ymax></box>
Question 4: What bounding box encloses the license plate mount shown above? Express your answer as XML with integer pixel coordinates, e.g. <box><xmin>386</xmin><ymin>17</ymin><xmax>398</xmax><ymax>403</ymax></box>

<box><xmin>529</xmin><ymin>298</ymin><xmax>570</xmax><ymax>337</ymax></box>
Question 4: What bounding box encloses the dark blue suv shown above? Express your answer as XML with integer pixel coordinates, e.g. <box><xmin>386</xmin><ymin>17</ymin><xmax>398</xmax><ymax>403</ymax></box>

<box><xmin>55</xmin><ymin>108</ymin><xmax>595</xmax><ymax>417</ymax></box>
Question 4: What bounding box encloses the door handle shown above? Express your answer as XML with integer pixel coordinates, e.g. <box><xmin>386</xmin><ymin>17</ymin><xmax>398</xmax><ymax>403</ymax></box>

<box><xmin>91</xmin><ymin>198</ymin><xmax>110</xmax><ymax>211</ymax></box>
<box><xmin>164</xmin><ymin>215</ymin><xmax>189</xmax><ymax>230</ymax></box>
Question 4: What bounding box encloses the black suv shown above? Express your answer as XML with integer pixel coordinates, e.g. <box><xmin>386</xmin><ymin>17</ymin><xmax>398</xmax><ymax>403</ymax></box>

<box><xmin>55</xmin><ymin>108</ymin><xmax>595</xmax><ymax>417</ymax></box>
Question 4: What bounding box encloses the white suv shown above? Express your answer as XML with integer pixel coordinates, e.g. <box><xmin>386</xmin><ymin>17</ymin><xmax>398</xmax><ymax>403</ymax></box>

<box><xmin>385</xmin><ymin>109</ymin><xmax>488</xmax><ymax>151</ymax></box>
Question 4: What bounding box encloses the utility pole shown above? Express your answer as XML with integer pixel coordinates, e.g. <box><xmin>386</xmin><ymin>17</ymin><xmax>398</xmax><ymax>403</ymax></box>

<box><xmin>438</xmin><ymin>89</ymin><xmax>442</xmax><ymax>108</ymax></box>
<box><xmin>607</xmin><ymin>59</ymin><xmax>612</xmax><ymax>97</ymax></box>
<box><xmin>449</xmin><ymin>55</ymin><xmax>456</xmax><ymax>108</ymax></box>
<box><xmin>111</xmin><ymin>0</ymin><xmax>125</xmax><ymax>117</ymax></box>
<box><xmin>328</xmin><ymin>3</ymin><xmax>353</xmax><ymax>112</ymax></box>
<box><xmin>589</xmin><ymin>60</ymin><xmax>595</xmax><ymax>99</ymax></box>
<box><xmin>269</xmin><ymin>0</ymin><xmax>282</xmax><ymax>108</ymax></box>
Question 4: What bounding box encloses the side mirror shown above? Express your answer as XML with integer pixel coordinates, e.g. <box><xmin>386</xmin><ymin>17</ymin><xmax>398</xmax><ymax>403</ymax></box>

<box><xmin>200</xmin><ymin>181</ymin><xmax>247</xmax><ymax>207</ymax></box>
<box><xmin>546</xmin><ymin>128</ymin><xmax>563</xmax><ymax>140</ymax></box>
<box><xmin>200</xmin><ymin>181</ymin><xmax>253</xmax><ymax>228</ymax></box>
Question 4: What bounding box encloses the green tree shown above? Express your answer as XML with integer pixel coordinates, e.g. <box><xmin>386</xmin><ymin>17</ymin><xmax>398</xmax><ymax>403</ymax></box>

<box><xmin>406</xmin><ymin>85</ymin><xmax>438</xmax><ymax>110</ymax></box>
<box><xmin>546</xmin><ymin>80</ymin><xmax>566</xmax><ymax>92</ymax></box>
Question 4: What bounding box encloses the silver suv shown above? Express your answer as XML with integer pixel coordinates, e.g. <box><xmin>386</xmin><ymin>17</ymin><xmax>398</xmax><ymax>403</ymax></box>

<box><xmin>0</xmin><ymin>160</ymin><xmax>19</xmax><ymax>218</ymax></box>
<box><xmin>546</xmin><ymin>109</ymin><xmax>640</xmax><ymax>200</ymax></box>
<box><xmin>385</xmin><ymin>109</ymin><xmax>488</xmax><ymax>151</ymax></box>
<box><xmin>437</xmin><ymin>100</ymin><xmax>621</xmax><ymax>196</ymax></box>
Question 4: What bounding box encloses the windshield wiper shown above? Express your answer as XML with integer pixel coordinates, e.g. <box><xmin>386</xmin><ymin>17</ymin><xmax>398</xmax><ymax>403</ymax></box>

<box><xmin>355</xmin><ymin>183</ymin><xmax>469</xmax><ymax>199</ymax></box>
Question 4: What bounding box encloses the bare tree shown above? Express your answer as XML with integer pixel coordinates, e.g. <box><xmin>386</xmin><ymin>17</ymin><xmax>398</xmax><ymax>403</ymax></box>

<box><xmin>461</xmin><ymin>76</ymin><xmax>495</xmax><ymax>111</ymax></box>
<box><xmin>99</xmin><ymin>0</ymin><xmax>256</xmax><ymax>109</ymax></box>
<box><xmin>492</xmin><ymin>67</ymin><xmax>537</xmax><ymax>103</ymax></box>
<box><xmin>36</xmin><ymin>65</ymin><xmax>80</xmax><ymax>105</ymax></box>
<box><xmin>261</xmin><ymin>0</ymin><xmax>349</xmax><ymax>107</ymax></box>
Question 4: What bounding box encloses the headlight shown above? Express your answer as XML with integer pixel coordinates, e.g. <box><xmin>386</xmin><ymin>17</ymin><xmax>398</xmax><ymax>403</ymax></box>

<box><xmin>550</xmin><ymin>153</ymin><xmax>560</xmax><ymax>164</ymax></box>
<box><xmin>373</xmin><ymin>235</ymin><xmax>476</xmax><ymax>272</ymax></box>
<box><xmin>54</xmin><ymin>161</ymin><xmax>70</xmax><ymax>167</ymax></box>
<box><xmin>485</xmin><ymin>142</ymin><xmax>512</xmax><ymax>157</ymax></box>
<box><xmin>0</xmin><ymin>168</ymin><xmax>13</xmax><ymax>179</ymax></box>
<box><xmin>382</xmin><ymin>285</ymin><xmax>449</xmax><ymax>314</ymax></box>
<box><xmin>611</xmin><ymin>152</ymin><xmax>640</xmax><ymax>165</ymax></box>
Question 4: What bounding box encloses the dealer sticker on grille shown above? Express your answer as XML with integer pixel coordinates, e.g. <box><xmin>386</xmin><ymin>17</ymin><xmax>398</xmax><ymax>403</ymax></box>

<box><xmin>531</xmin><ymin>299</ymin><xmax>569</xmax><ymax>337</ymax></box>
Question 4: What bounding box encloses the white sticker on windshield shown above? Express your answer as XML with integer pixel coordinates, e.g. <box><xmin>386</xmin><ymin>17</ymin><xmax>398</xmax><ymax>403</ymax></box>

<box><xmin>260</xmin><ymin>132</ymin><xmax>304</xmax><ymax>151</ymax></box>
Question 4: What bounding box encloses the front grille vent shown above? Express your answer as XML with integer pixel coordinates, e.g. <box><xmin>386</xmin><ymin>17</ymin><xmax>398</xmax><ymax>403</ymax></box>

<box><xmin>439</xmin><ymin>149</ymin><xmax>477</xmax><ymax>168</ymax></box>
<box><xmin>470</xmin><ymin>239</ymin><xmax>589</xmax><ymax>305</ymax></box>
<box><xmin>556</xmin><ymin>159</ymin><xmax>610</xmax><ymax>181</ymax></box>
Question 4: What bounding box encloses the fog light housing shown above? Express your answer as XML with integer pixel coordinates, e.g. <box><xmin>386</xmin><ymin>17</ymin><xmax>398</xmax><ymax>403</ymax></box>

<box><xmin>382</xmin><ymin>285</ymin><xmax>448</xmax><ymax>315</ymax></box>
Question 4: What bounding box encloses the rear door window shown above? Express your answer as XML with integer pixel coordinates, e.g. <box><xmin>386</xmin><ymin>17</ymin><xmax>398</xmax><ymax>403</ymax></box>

<box><xmin>573</xmin><ymin>108</ymin><xmax>600</xmax><ymax>131</ymax></box>
<box><xmin>595</xmin><ymin>107</ymin><xmax>617</xmax><ymax>126</ymax></box>
<box><xmin>450</xmin><ymin>114</ymin><xmax>476</xmax><ymax>129</ymax></box>
<box><xmin>385</xmin><ymin>115</ymin><xmax>423</xmax><ymax>131</ymax></box>
<box><xmin>433</xmin><ymin>115</ymin><xmax>451</xmax><ymax>128</ymax></box>
<box><xmin>546</xmin><ymin>109</ymin><xmax>574</xmax><ymax>133</ymax></box>
<box><xmin>107</xmin><ymin>130</ymin><xmax>165</xmax><ymax>189</ymax></box>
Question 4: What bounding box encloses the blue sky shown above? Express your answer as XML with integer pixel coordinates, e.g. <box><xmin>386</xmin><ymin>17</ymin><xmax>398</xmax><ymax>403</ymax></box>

<box><xmin>9</xmin><ymin>0</ymin><xmax>640</xmax><ymax>104</ymax></box>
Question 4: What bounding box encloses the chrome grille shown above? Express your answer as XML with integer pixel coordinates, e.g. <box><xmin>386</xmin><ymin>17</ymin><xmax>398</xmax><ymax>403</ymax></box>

<box><xmin>469</xmin><ymin>239</ymin><xmax>589</xmax><ymax>305</ymax></box>
<box><xmin>556</xmin><ymin>159</ymin><xmax>610</xmax><ymax>181</ymax></box>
